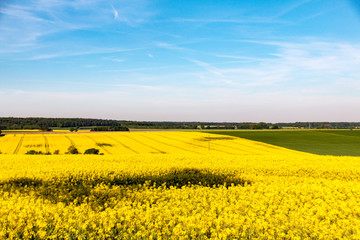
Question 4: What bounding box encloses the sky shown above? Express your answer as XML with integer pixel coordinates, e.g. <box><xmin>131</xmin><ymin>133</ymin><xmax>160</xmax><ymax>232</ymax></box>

<box><xmin>1</xmin><ymin>0</ymin><xmax>360</xmax><ymax>122</ymax></box>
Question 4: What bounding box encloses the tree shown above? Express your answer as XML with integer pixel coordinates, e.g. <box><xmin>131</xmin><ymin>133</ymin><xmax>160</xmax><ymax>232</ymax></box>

<box><xmin>69</xmin><ymin>127</ymin><xmax>78</xmax><ymax>132</ymax></box>
<box><xmin>67</xmin><ymin>146</ymin><xmax>79</xmax><ymax>154</ymax></box>
<box><xmin>40</xmin><ymin>126</ymin><xmax>52</xmax><ymax>132</ymax></box>
<box><xmin>252</xmin><ymin>122</ymin><xmax>269</xmax><ymax>129</ymax></box>
<box><xmin>238</xmin><ymin>123</ymin><xmax>252</xmax><ymax>129</ymax></box>
<box><xmin>25</xmin><ymin>150</ymin><xmax>43</xmax><ymax>155</ymax></box>
<box><xmin>91</xmin><ymin>126</ymin><xmax>129</xmax><ymax>132</ymax></box>
<box><xmin>251</xmin><ymin>124</ymin><xmax>262</xmax><ymax>129</ymax></box>
<box><xmin>258</xmin><ymin>122</ymin><xmax>269</xmax><ymax>129</ymax></box>
<box><xmin>84</xmin><ymin>148</ymin><xmax>100</xmax><ymax>155</ymax></box>
<box><xmin>271</xmin><ymin>125</ymin><xmax>279</xmax><ymax>129</ymax></box>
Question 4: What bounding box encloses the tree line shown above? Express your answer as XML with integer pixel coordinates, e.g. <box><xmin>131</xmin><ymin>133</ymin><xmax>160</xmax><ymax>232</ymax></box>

<box><xmin>0</xmin><ymin>117</ymin><xmax>360</xmax><ymax>130</ymax></box>
<box><xmin>0</xmin><ymin>117</ymin><xmax>122</xmax><ymax>130</ymax></box>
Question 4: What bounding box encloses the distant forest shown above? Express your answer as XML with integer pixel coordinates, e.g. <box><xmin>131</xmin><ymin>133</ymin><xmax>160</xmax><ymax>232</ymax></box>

<box><xmin>0</xmin><ymin>117</ymin><xmax>360</xmax><ymax>130</ymax></box>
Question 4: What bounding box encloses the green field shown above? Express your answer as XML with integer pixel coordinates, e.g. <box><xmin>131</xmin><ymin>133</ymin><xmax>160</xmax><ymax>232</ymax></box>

<box><xmin>207</xmin><ymin>129</ymin><xmax>360</xmax><ymax>156</ymax></box>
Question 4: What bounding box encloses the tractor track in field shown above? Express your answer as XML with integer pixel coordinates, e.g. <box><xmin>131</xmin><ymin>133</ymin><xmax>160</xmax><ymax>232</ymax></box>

<box><xmin>168</xmin><ymin>133</ymin><xmax>273</xmax><ymax>154</ymax></box>
<box><xmin>159</xmin><ymin>133</ymin><xmax>234</xmax><ymax>154</ymax></box>
<box><xmin>138</xmin><ymin>133</ymin><xmax>201</xmax><ymax>154</ymax></box>
<box><xmin>64</xmin><ymin>135</ymin><xmax>75</xmax><ymax>147</ymax></box>
<box><xmin>86</xmin><ymin>136</ymin><xmax>112</xmax><ymax>155</ymax></box>
<box><xmin>106</xmin><ymin>135</ymin><xmax>138</xmax><ymax>154</ymax></box>
<box><xmin>13</xmin><ymin>135</ymin><xmax>24</xmax><ymax>154</ymax></box>
<box><xmin>202</xmin><ymin>136</ymin><xmax>282</xmax><ymax>154</ymax></box>
<box><xmin>43</xmin><ymin>135</ymin><xmax>50</xmax><ymax>153</ymax></box>
<box><xmin>121</xmin><ymin>134</ymin><xmax>166</xmax><ymax>154</ymax></box>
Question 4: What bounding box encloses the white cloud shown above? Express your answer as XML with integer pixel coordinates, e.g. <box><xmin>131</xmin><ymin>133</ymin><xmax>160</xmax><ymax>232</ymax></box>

<box><xmin>194</xmin><ymin>40</ymin><xmax>360</xmax><ymax>92</ymax></box>
<box><xmin>84</xmin><ymin>65</ymin><xmax>96</xmax><ymax>68</ymax></box>
<box><xmin>186</xmin><ymin>58</ymin><xmax>224</xmax><ymax>77</ymax></box>
<box><xmin>156</xmin><ymin>42</ymin><xmax>187</xmax><ymax>51</ymax></box>
<box><xmin>273</xmin><ymin>0</ymin><xmax>312</xmax><ymax>18</ymax></box>
<box><xmin>23</xmin><ymin>48</ymin><xmax>140</xmax><ymax>60</ymax></box>
<box><xmin>116</xmin><ymin>84</ymin><xmax>167</xmax><ymax>91</ymax></box>
<box><xmin>0</xmin><ymin>0</ymin><xmax>154</xmax><ymax>54</ymax></box>
<box><xmin>168</xmin><ymin>17</ymin><xmax>288</xmax><ymax>25</ymax></box>
<box><xmin>111</xmin><ymin>5</ymin><xmax>119</xmax><ymax>19</ymax></box>
<box><xmin>111</xmin><ymin>58</ymin><xmax>124</xmax><ymax>62</ymax></box>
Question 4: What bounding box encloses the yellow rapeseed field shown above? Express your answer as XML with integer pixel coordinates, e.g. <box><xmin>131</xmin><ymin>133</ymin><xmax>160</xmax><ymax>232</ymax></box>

<box><xmin>0</xmin><ymin>132</ymin><xmax>308</xmax><ymax>156</ymax></box>
<box><xmin>0</xmin><ymin>132</ymin><xmax>360</xmax><ymax>239</ymax></box>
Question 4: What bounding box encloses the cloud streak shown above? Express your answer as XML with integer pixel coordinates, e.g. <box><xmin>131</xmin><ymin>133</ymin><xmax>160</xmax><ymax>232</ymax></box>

<box><xmin>180</xmin><ymin>40</ymin><xmax>360</xmax><ymax>95</ymax></box>
<box><xmin>23</xmin><ymin>48</ymin><xmax>142</xmax><ymax>60</ymax></box>
<box><xmin>111</xmin><ymin>5</ymin><xmax>119</xmax><ymax>19</ymax></box>
<box><xmin>273</xmin><ymin>0</ymin><xmax>313</xmax><ymax>18</ymax></box>
<box><xmin>0</xmin><ymin>0</ymin><xmax>154</xmax><ymax>55</ymax></box>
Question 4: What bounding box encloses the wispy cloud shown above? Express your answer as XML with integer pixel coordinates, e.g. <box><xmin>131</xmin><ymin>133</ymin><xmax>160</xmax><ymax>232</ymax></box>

<box><xmin>273</xmin><ymin>0</ymin><xmax>312</xmax><ymax>18</ymax></box>
<box><xmin>215</xmin><ymin>55</ymin><xmax>267</xmax><ymax>63</ymax></box>
<box><xmin>156</xmin><ymin>42</ymin><xmax>188</xmax><ymax>51</ymax></box>
<box><xmin>176</xmin><ymin>40</ymin><xmax>360</xmax><ymax>94</ymax></box>
<box><xmin>84</xmin><ymin>65</ymin><xmax>96</xmax><ymax>68</ymax></box>
<box><xmin>116</xmin><ymin>84</ymin><xmax>167</xmax><ymax>91</ymax></box>
<box><xmin>111</xmin><ymin>5</ymin><xmax>119</xmax><ymax>20</ymax></box>
<box><xmin>111</xmin><ymin>58</ymin><xmax>125</xmax><ymax>62</ymax></box>
<box><xmin>99</xmin><ymin>66</ymin><xmax>173</xmax><ymax>73</ymax></box>
<box><xmin>250</xmin><ymin>40</ymin><xmax>360</xmax><ymax>73</ymax></box>
<box><xmin>186</xmin><ymin>58</ymin><xmax>223</xmax><ymax>77</ymax></box>
<box><xmin>0</xmin><ymin>0</ymin><xmax>154</xmax><ymax>55</ymax></box>
<box><xmin>168</xmin><ymin>17</ymin><xmax>288</xmax><ymax>24</ymax></box>
<box><xmin>23</xmin><ymin>48</ymin><xmax>141</xmax><ymax>60</ymax></box>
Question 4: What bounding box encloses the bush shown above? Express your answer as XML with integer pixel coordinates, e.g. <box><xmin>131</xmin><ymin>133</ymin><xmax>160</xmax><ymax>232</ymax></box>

<box><xmin>90</xmin><ymin>126</ymin><xmax>129</xmax><ymax>132</ymax></box>
<box><xmin>84</xmin><ymin>148</ymin><xmax>100</xmax><ymax>155</ymax></box>
<box><xmin>251</xmin><ymin>124</ymin><xmax>262</xmax><ymax>129</ymax></box>
<box><xmin>96</xmin><ymin>143</ymin><xmax>112</xmax><ymax>147</ymax></box>
<box><xmin>25</xmin><ymin>150</ymin><xmax>44</xmax><ymax>155</ymax></box>
<box><xmin>69</xmin><ymin>127</ymin><xmax>78</xmax><ymax>132</ymax></box>
<box><xmin>53</xmin><ymin>150</ymin><xmax>60</xmax><ymax>155</ymax></box>
<box><xmin>66</xmin><ymin>146</ymin><xmax>79</xmax><ymax>154</ymax></box>
<box><xmin>40</xmin><ymin>126</ymin><xmax>53</xmax><ymax>132</ymax></box>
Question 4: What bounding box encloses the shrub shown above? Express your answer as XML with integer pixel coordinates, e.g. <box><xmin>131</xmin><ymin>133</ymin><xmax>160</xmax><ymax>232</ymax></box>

<box><xmin>53</xmin><ymin>150</ymin><xmax>60</xmax><ymax>155</ymax></box>
<box><xmin>69</xmin><ymin>127</ymin><xmax>79</xmax><ymax>132</ymax></box>
<box><xmin>90</xmin><ymin>126</ymin><xmax>129</xmax><ymax>132</ymax></box>
<box><xmin>84</xmin><ymin>148</ymin><xmax>100</xmax><ymax>155</ymax></box>
<box><xmin>96</xmin><ymin>143</ymin><xmax>112</xmax><ymax>147</ymax></box>
<box><xmin>66</xmin><ymin>146</ymin><xmax>79</xmax><ymax>154</ymax></box>
<box><xmin>40</xmin><ymin>126</ymin><xmax>53</xmax><ymax>132</ymax></box>
<box><xmin>25</xmin><ymin>150</ymin><xmax>44</xmax><ymax>155</ymax></box>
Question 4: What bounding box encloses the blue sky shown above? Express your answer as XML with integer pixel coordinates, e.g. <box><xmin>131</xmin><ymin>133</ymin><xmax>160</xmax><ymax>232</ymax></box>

<box><xmin>1</xmin><ymin>0</ymin><xmax>360</xmax><ymax>122</ymax></box>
